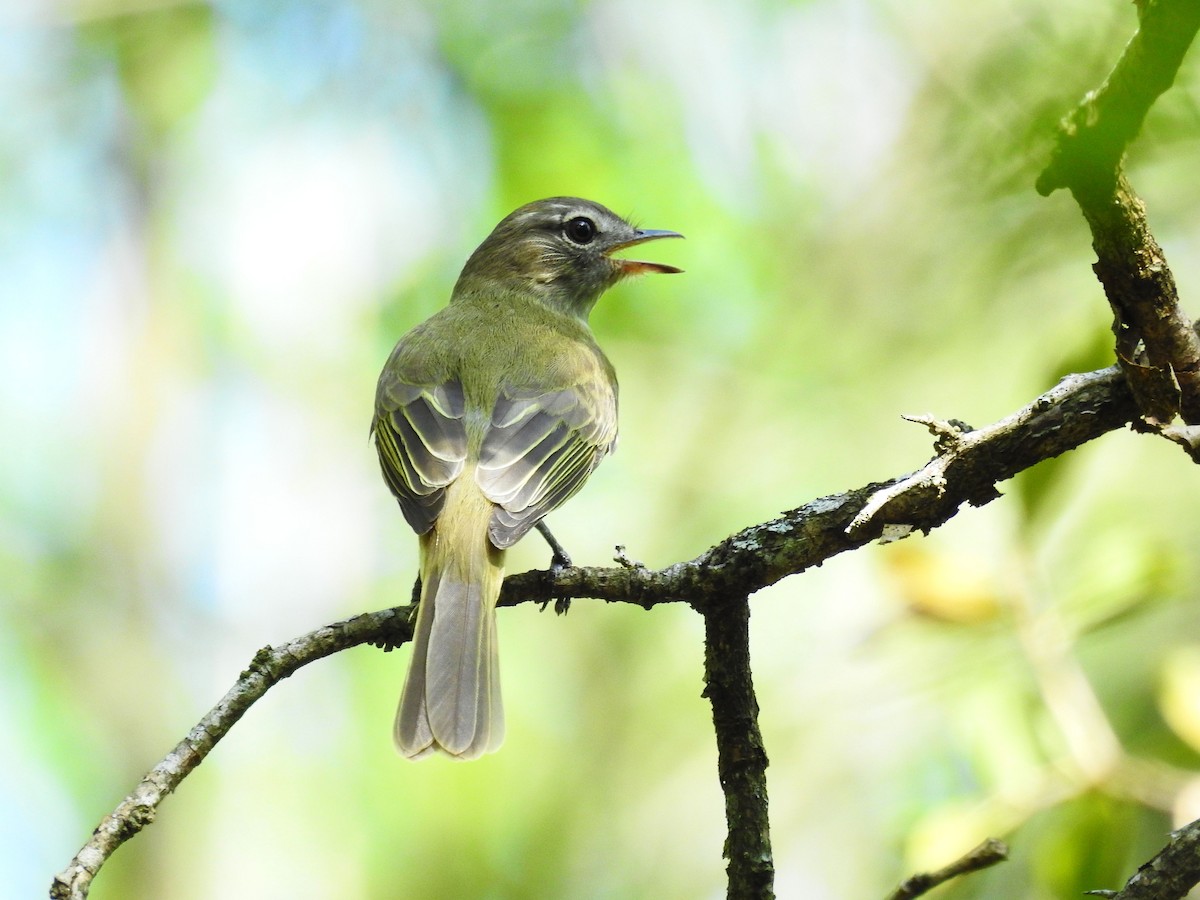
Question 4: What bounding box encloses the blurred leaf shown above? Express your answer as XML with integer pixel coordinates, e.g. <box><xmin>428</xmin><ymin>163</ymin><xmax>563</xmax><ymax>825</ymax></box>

<box><xmin>905</xmin><ymin>800</ymin><xmax>1001</xmax><ymax>872</ymax></box>
<box><xmin>1010</xmin><ymin>325</ymin><xmax>1115</xmax><ymax>526</ymax></box>
<box><xmin>84</xmin><ymin>4</ymin><xmax>217</xmax><ymax>136</ymax></box>
<box><xmin>1031</xmin><ymin>793</ymin><xmax>1142</xmax><ymax>897</ymax></box>
<box><xmin>1159</xmin><ymin>645</ymin><xmax>1200</xmax><ymax>754</ymax></box>
<box><xmin>8</xmin><ymin>0</ymin><xmax>1200</xmax><ymax>896</ymax></box>
<box><xmin>879</xmin><ymin>542</ymin><xmax>1006</xmax><ymax>624</ymax></box>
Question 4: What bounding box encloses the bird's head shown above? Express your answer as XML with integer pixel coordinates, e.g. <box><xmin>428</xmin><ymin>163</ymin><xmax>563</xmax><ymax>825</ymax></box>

<box><xmin>454</xmin><ymin>197</ymin><xmax>683</xmax><ymax>319</ymax></box>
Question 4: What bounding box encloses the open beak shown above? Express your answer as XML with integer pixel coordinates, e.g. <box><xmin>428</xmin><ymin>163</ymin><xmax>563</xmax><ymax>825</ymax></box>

<box><xmin>605</xmin><ymin>229</ymin><xmax>684</xmax><ymax>275</ymax></box>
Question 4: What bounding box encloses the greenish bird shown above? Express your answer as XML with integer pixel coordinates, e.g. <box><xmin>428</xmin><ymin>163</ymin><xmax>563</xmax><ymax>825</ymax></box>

<box><xmin>372</xmin><ymin>197</ymin><xmax>682</xmax><ymax>760</ymax></box>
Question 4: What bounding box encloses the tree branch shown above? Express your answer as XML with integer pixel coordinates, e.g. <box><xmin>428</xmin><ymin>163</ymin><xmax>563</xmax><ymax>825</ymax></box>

<box><xmin>1087</xmin><ymin>816</ymin><xmax>1200</xmax><ymax>899</ymax></box>
<box><xmin>1023</xmin><ymin>3</ymin><xmax>1200</xmax><ymax>895</ymax></box>
<box><xmin>1080</xmin><ymin>171</ymin><xmax>1199</xmax><ymax>425</ymax></box>
<box><xmin>44</xmin><ymin>4</ymin><xmax>1200</xmax><ymax>898</ymax></box>
<box><xmin>700</xmin><ymin>596</ymin><xmax>774</xmax><ymax>900</ymax></box>
<box><xmin>50</xmin><ymin>607</ymin><xmax>414</xmax><ymax>900</ymax></box>
<box><xmin>501</xmin><ymin>365</ymin><xmax>1138</xmax><ymax>613</ymax></box>
<box><xmin>52</xmin><ymin>361</ymin><xmax>1141</xmax><ymax>898</ymax></box>
<box><xmin>886</xmin><ymin>838</ymin><xmax>1010</xmax><ymax>900</ymax></box>
<box><xmin>1037</xmin><ymin>0</ymin><xmax>1200</xmax><ymax>425</ymax></box>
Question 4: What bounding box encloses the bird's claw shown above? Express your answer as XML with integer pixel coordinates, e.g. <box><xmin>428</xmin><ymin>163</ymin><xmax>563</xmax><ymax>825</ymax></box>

<box><xmin>540</xmin><ymin>558</ymin><xmax>573</xmax><ymax>615</ymax></box>
<box><xmin>535</xmin><ymin>520</ymin><xmax>574</xmax><ymax>614</ymax></box>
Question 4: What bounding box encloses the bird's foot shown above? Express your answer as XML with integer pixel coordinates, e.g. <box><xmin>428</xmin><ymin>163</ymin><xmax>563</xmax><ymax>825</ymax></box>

<box><xmin>371</xmin><ymin>592</ymin><xmax>421</xmax><ymax>651</ymax></box>
<box><xmin>542</xmin><ymin>557</ymin><xmax>573</xmax><ymax>615</ymax></box>
<box><xmin>535</xmin><ymin>521</ymin><xmax>573</xmax><ymax>615</ymax></box>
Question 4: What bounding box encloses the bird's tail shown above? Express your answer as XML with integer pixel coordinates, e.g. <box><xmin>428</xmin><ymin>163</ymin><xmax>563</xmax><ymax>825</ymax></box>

<box><xmin>395</xmin><ymin>475</ymin><xmax>505</xmax><ymax>760</ymax></box>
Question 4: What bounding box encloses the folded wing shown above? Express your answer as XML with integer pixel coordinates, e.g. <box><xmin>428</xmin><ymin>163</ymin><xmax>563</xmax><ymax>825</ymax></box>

<box><xmin>373</xmin><ymin>379</ymin><xmax>468</xmax><ymax>534</ymax></box>
<box><xmin>477</xmin><ymin>381</ymin><xmax>617</xmax><ymax>549</ymax></box>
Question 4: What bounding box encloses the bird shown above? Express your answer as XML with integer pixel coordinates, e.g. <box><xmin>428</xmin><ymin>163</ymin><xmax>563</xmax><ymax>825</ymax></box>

<box><xmin>371</xmin><ymin>197</ymin><xmax>682</xmax><ymax>760</ymax></box>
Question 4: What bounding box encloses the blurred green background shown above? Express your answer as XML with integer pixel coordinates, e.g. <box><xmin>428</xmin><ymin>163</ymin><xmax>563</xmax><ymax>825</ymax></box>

<box><xmin>6</xmin><ymin>0</ymin><xmax>1200</xmax><ymax>897</ymax></box>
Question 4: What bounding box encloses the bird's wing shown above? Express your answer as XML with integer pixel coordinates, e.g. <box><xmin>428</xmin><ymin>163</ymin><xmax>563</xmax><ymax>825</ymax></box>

<box><xmin>373</xmin><ymin>378</ymin><xmax>468</xmax><ymax>534</ymax></box>
<box><xmin>477</xmin><ymin>379</ymin><xmax>617</xmax><ymax>549</ymax></box>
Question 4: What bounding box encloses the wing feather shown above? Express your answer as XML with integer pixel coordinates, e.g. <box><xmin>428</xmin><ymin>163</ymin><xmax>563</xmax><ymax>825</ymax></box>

<box><xmin>374</xmin><ymin>335</ymin><xmax>616</xmax><ymax>546</ymax></box>
<box><xmin>373</xmin><ymin>378</ymin><xmax>468</xmax><ymax>534</ymax></box>
<box><xmin>478</xmin><ymin>381</ymin><xmax>616</xmax><ymax>549</ymax></box>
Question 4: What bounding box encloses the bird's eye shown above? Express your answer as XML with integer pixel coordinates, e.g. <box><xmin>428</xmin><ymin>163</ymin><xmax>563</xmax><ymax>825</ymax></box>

<box><xmin>563</xmin><ymin>216</ymin><xmax>596</xmax><ymax>245</ymax></box>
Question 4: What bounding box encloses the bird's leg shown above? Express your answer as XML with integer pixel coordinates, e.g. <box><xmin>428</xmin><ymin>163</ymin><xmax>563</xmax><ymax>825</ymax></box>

<box><xmin>535</xmin><ymin>519</ymin><xmax>573</xmax><ymax>570</ymax></box>
<box><xmin>535</xmin><ymin>520</ymin><xmax>573</xmax><ymax>614</ymax></box>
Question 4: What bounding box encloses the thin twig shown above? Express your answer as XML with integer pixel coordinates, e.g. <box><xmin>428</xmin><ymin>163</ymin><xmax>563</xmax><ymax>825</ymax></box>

<box><xmin>886</xmin><ymin>838</ymin><xmax>1009</xmax><ymax>900</ymax></box>
<box><xmin>848</xmin><ymin>369</ymin><xmax>1129</xmax><ymax>536</ymax></box>
<box><xmin>50</xmin><ymin>607</ymin><xmax>413</xmax><ymax>900</ymax></box>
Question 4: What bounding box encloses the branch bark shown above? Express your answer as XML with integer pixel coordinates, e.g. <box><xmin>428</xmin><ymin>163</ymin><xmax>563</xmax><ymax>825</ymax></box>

<box><xmin>1089</xmin><ymin>817</ymin><xmax>1200</xmax><ymax>899</ymax></box>
<box><xmin>886</xmin><ymin>838</ymin><xmax>1009</xmax><ymax>900</ymax></box>
<box><xmin>50</xmin><ymin>607</ymin><xmax>413</xmax><ymax>900</ymax></box>
<box><xmin>52</xmin><ymin>362</ymin><xmax>1140</xmax><ymax>898</ymax></box>
<box><xmin>1037</xmin><ymin>0</ymin><xmax>1200</xmax><ymax>424</ymax></box>
<box><xmin>1077</xmin><ymin>170</ymin><xmax>1199</xmax><ymax>424</ymax></box>
<box><xmin>501</xmin><ymin>365</ymin><xmax>1138</xmax><ymax>613</ymax></box>
<box><xmin>1028</xmin><ymin>2</ymin><xmax>1200</xmax><ymax>895</ymax></box>
<box><xmin>701</xmin><ymin>596</ymin><xmax>774</xmax><ymax>900</ymax></box>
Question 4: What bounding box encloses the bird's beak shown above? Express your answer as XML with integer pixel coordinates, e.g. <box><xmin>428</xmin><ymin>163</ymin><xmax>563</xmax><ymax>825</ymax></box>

<box><xmin>605</xmin><ymin>229</ymin><xmax>684</xmax><ymax>275</ymax></box>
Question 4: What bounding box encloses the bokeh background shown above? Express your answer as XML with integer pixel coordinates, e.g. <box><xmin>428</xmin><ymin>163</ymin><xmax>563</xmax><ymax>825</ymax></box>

<box><xmin>6</xmin><ymin>0</ymin><xmax>1200</xmax><ymax>897</ymax></box>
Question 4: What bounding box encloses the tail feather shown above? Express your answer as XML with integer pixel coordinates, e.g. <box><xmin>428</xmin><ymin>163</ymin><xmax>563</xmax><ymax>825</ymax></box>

<box><xmin>395</xmin><ymin>478</ymin><xmax>505</xmax><ymax>760</ymax></box>
<box><xmin>425</xmin><ymin>578</ymin><xmax>487</xmax><ymax>755</ymax></box>
<box><xmin>394</xmin><ymin>566</ymin><xmax>437</xmax><ymax>758</ymax></box>
<box><xmin>485</xmin><ymin>611</ymin><xmax>504</xmax><ymax>753</ymax></box>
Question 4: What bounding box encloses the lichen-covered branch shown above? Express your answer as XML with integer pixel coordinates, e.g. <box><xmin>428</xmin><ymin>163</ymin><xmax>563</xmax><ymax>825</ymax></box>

<box><xmin>50</xmin><ymin>607</ymin><xmax>414</xmax><ymax>900</ymax></box>
<box><xmin>51</xmin><ymin>361</ymin><xmax>1141</xmax><ymax>898</ymax></box>
<box><xmin>1036</xmin><ymin>0</ymin><xmax>1200</xmax><ymax>424</ymax></box>
<box><xmin>1080</xmin><ymin>171</ymin><xmax>1200</xmax><ymax>424</ymax></box>
<box><xmin>502</xmin><ymin>364</ymin><xmax>1138</xmax><ymax>611</ymax></box>
<box><xmin>847</xmin><ymin>368</ymin><xmax>1133</xmax><ymax>535</ymax></box>
<box><xmin>1030</xmin><ymin>4</ymin><xmax>1200</xmax><ymax>895</ymax></box>
<box><xmin>1088</xmin><ymin>816</ymin><xmax>1200</xmax><ymax>899</ymax></box>
<box><xmin>700</xmin><ymin>596</ymin><xmax>774</xmax><ymax>900</ymax></box>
